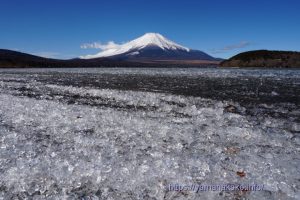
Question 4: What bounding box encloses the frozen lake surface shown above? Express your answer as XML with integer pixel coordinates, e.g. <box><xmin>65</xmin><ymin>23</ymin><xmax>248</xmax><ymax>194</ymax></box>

<box><xmin>0</xmin><ymin>68</ymin><xmax>299</xmax><ymax>199</ymax></box>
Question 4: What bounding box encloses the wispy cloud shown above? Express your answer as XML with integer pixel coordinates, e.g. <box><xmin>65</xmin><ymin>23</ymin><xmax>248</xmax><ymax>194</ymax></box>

<box><xmin>80</xmin><ymin>41</ymin><xmax>120</xmax><ymax>50</ymax></box>
<box><xmin>222</xmin><ymin>41</ymin><xmax>251</xmax><ymax>51</ymax></box>
<box><xmin>32</xmin><ymin>52</ymin><xmax>78</xmax><ymax>59</ymax></box>
<box><xmin>34</xmin><ymin>52</ymin><xmax>60</xmax><ymax>58</ymax></box>
<box><xmin>211</xmin><ymin>41</ymin><xmax>251</xmax><ymax>54</ymax></box>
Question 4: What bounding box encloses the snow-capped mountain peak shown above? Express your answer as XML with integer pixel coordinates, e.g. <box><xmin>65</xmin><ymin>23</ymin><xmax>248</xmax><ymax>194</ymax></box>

<box><xmin>129</xmin><ymin>33</ymin><xmax>190</xmax><ymax>51</ymax></box>
<box><xmin>81</xmin><ymin>33</ymin><xmax>190</xmax><ymax>59</ymax></box>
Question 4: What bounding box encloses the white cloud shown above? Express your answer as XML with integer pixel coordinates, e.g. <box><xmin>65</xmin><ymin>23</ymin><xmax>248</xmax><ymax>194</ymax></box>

<box><xmin>80</xmin><ymin>41</ymin><xmax>120</xmax><ymax>50</ymax></box>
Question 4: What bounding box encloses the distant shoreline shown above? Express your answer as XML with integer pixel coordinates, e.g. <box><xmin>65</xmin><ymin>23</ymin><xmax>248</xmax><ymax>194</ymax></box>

<box><xmin>1</xmin><ymin>49</ymin><xmax>300</xmax><ymax>68</ymax></box>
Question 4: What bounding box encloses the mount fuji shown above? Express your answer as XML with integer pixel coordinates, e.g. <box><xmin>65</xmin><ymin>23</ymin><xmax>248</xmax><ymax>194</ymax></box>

<box><xmin>0</xmin><ymin>33</ymin><xmax>221</xmax><ymax>68</ymax></box>
<box><xmin>81</xmin><ymin>33</ymin><xmax>219</xmax><ymax>62</ymax></box>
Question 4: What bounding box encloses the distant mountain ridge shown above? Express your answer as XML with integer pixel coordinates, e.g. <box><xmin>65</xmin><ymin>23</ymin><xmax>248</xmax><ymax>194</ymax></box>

<box><xmin>221</xmin><ymin>50</ymin><xmax>300</xmax><ymax>68</ymax></box>
<box><xmin>0</xmin><ymin>49</ymin><xmax>220</xmax><ymax>68</ymax></box>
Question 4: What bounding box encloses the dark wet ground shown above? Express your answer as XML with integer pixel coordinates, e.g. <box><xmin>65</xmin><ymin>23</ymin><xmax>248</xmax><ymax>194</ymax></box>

<box><xmin>1</xmin><ymin>70</ymin><xmax>299</xmax><ymax>122</ymax></box>
<box><xmin>1</xmin><ymin>71</ymin><xmax>299</xmax><ymax>103</ymax></box>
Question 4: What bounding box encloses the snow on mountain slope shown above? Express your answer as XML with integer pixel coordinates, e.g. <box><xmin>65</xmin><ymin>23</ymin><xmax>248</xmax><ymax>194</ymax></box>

<box><xmin>80</xmin><ymin>33</ymin><xmax>190</xmax><ymax>59</ymax></box>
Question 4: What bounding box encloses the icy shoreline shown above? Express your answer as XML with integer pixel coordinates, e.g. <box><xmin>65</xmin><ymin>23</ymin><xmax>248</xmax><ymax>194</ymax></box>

<box><xmin>0</xmin><ymin>68</ymin><xmax>300</xmax><ymax>199</ymax></box>
<box><xmin>0</xmin><ymin>79</ymin><xmax>299</xmax><ymax>199</ymax></box>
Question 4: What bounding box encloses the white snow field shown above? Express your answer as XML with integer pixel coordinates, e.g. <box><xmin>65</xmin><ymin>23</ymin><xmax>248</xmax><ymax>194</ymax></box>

<box><xmin>0</xmin><ymin>69</ymin><xmax>299</xmax><ymax>199</ymax></box>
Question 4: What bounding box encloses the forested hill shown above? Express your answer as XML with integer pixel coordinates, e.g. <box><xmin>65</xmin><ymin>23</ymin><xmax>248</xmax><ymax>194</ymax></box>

<box><xmin>221</xmin><ymin>50</ymin><xmax>300</xmax><ymax>68</ymax></box>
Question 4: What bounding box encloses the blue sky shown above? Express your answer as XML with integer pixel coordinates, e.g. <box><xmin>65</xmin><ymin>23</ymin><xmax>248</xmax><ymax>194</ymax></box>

<box><xmin>0</xmin><ymin>0</ymin><xmax>299</xmax><ymax>59</ymax></box>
